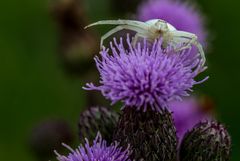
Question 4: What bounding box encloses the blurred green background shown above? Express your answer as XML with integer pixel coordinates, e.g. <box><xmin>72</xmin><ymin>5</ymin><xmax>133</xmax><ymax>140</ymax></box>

<box><xmin>0</xmin><ymin>0</ymin><xmax>239</xmax><ymax>160</ymax></box>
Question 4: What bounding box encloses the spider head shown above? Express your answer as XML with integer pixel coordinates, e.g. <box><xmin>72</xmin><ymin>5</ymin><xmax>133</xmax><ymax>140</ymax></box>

<box><xmin>146</xmin><ymin>19</ymin><xmax>176</xmax><ymax>33</ymax></box>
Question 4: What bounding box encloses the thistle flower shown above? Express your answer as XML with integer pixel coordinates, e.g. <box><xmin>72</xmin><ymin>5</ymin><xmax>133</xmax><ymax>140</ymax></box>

<box><xmin>84</xmin><ymin>37</ymin><xmax>207</xmax><ymax>112</ymax></box>
<box><xmin>113</xmin><ymin>107</ymin><xmax>177</xmax><ymax>161</ymax></box>
<box><xmin>55</xmin><ymin>133</ymin><xmax>131</xmax><ymax>161</ymax></box>
<box><xmin>78</xmin><ymin>106</ymin><xmax>119</xmax><ymax>144</ymax></box>
<box><xmin>137</xmin><ymin>0</ymin><xmax>207</xmax><ymax>47</ymax></box>
<box><xmin>169</xmin><ymin>97</ymin><xmax>212</xmax><ymax>142</ymax></box>
<box><xmin>180</xmin><ymin>121</ymin><xmax>231</xmax><ymax>161</ymax></box>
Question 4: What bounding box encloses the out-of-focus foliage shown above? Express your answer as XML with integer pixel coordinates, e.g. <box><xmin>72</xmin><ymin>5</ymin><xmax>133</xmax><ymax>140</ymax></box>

<box><xmin>0</xmin><ymin>0</ymin><xmax>239</xmax><ymax>161</ymax></box>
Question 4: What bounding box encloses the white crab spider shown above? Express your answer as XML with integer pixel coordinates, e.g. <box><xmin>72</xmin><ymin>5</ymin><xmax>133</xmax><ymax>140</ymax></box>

<box><xmin>85</xmin><ymin>19</ymin><xmax>206</xmax><ymax>66</ymax></box>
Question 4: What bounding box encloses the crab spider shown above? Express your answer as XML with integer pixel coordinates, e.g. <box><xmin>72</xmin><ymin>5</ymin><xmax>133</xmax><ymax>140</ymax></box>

<box><xmin>85</xmin><ymin>19</ymin><xmax>206</xmax><ymax>66</ymax></box>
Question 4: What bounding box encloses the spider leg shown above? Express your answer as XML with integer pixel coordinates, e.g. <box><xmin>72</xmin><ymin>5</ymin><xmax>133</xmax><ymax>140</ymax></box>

<box><xmin>132</xmin><ymin>34</ymin><xmax>140</xmax><ymax>47</ymax></box>
<box><xmin>168</xmin><ymin>31</ymin><xmax>206</xmax><ymax>66</ymax></box>
<box><xmin>132</xmin><ymin>33</ymin><xmax>154</xmax><ymax>47</ymax></box>
<box><xmin>192</xmin><ymin>41</ymin><xmax>206</xmax><ymax>66</ymax></box>
<box><xmin>168</xmin><ymin>31</ymin><xmax>196</xmax><ymax>50</ymax></box>
<box><xmin>176</xmin><ymin>37</ymin><xmax>197</xmax><ymax>51</ymax></box>
<box><xmin>179</xmin><ymin>38</ymin><xmax>206</xmax><ymax>66</ymax></box>
<box><xmin>85</xmin><ymin>20</ymin><xmax>149</xmax><ymax>30</ymax></box>
<box><xmin>85</xmin><ymin>19</ymin><xmax>161</xmax><ymax>49</ymax></box>
<box><xmin>100</xmin><ymin>25</ymin><xmax>151</xmax><ymax>49</ymax></box>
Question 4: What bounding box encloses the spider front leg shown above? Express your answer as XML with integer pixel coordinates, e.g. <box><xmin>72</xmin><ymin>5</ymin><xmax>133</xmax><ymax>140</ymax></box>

<box><xmin>85</xmin><ymin>20</ymin><xmax>149</xmax><ymax>29</ymax></box>
<box><xmin>100</xmin><ymin>25</ymin><xmax>150</xmax><ymax>49</ymax></box>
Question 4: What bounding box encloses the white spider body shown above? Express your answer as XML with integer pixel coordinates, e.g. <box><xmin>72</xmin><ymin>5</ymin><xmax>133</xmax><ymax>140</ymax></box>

<box><xmin>145</xmin><ymin>19</ymin><xmax>176</xmax><ymax>31</ymax></box>
<box><xmin>85</xmin><ymin>19</ymin><xmax>206</xmax><ymax>66</ymax></box>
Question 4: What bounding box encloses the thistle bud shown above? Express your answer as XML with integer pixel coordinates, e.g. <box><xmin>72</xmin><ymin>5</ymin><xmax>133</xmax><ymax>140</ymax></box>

<box><xmin>180</xmin><ymin>121</ymin><xmax>231</xmax><ymax>161</ymax></box>
<box><xmin>78</xmin><ymin>106</ymin><xmax>119</xmax><ymax>144</ymax></box>
<box><xmin>29</xmin><ymin>119</ymin><xmax>73</xmax><ymax>160</ymax></box>
<box><xmin>113</xmin><ymin>107</ymin><xmax>177</xmax><ymax>161</ymax></box>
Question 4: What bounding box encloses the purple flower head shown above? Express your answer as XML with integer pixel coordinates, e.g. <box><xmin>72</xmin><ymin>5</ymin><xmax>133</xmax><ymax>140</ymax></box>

<box><xmin>137</xmin><ymin>0</ymin><xmax>207</xmax><ymax>45</ymax></box>
<box><xmin>84</xmin><ymin>37</ymin><xmax>207</xmax><ymax>112</ymax></box>
<box><xmin>55</xmin><ymin>132</ymin><xmax>131</xmax><ymax>161</ymax></box>
<box><xmin>168</xmin><ymin>97</ymin><xmax>211</xmax><ymax>142</ymax></box>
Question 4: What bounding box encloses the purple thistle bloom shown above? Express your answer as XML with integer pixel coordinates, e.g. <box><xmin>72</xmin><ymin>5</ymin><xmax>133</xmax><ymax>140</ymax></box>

<box><xmin>168</xmin><ymin>98</ymin><xmax>211</xmax><ymax>142</ymax></box>
<box><xmin>137</xmin><ymin>0</ymin><xmax>207</xmax><ymax>47</ymax></box>
<box><xmin>55</xmin><ymin>133</ymin><xmax>131</xmax><ymax>161</ymax></box>
<box><xmin>84</xmin><ymin>37</ymin><xmax>207</xmax><ymax>112</ymax></box>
